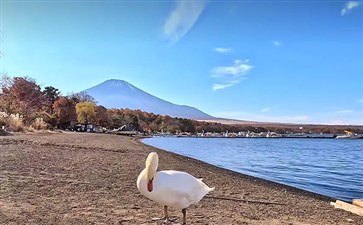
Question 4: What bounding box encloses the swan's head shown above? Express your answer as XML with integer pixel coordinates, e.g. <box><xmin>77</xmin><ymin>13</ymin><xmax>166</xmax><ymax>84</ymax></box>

<box><xmin>145</xmin><ymin>152</ymin><xmax>159</xmax><ymax>192</ymax></box>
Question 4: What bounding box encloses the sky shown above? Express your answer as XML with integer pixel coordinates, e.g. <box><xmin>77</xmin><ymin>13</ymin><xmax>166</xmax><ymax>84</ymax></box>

<box><xmin>1</xmin><ymin>0</ymin><xmax>362</xmax><ymax>125</ymax></box>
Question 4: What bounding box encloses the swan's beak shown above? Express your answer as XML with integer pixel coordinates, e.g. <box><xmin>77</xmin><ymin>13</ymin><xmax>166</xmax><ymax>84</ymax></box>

<box><xmin>147</xmin><ymin>179</ymin><xmax>153</xmax><ymax>192</ymax></box>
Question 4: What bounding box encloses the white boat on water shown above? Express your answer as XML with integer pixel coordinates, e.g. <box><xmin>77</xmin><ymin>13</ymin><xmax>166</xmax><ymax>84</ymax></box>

<box><xmin>335</xmin><ymin>131</ymin><xmax>363</xmax><ymax>139</ymax></box>
<box><xmin>266</xmin><ymin>131</ymin><xmax>282</xmax><ymax>138</ymax></box>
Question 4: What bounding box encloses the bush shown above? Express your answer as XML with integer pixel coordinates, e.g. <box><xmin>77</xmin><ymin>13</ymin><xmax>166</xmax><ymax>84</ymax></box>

<box><xmin>0</xmin><ymin>112</ymin><xmax>7</xmax><ymax>127</ymax></box>
<box><xmin>0</xmin><ymin>111</ymin><xmax>50</xmax><ymax>131</ymax></box>
<box><xmin>7</xmin><ymin>113</ymin><xmax>26</xmax><ymax>132</ymax></box>
<box><xmin>0</xmin><ymin>112</ymin><xmax>26</xmax><ymax>131</ymax></box>
<box><xmin>31</xmin><ymin>117</ymin><xmax>48</xmax><ymax>130</ymax></box>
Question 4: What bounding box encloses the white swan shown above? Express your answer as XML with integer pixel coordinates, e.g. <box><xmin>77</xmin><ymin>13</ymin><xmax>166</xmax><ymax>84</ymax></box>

<box><xmin>137</xmin><ymin>152</ymin><xmax>215</xmax><ymax>224</ymax></box>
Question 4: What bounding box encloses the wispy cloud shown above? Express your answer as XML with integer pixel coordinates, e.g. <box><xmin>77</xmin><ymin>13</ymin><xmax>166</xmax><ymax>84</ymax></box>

<box><xmin>335</xmin><ymin>110</ymin><xmax>354</xmax><ymax>113</ymax></box>
<box><xmin>358</xmin><ymin>98</ymin><xmax>363</xmax><ymax>103</ymax></box>
<box><xmin>212</xmin><ymin>83</ymin><xmax>234</xmax><ymax>91</ymax></box>
<box><xmin>213</xmin><ymin>110</ymin><xmax>363</xmax><ymax>125</ymax></box>
<box><xmin>214</xmin><ymin>47</ymin><xmax>232</xmax><ymax>53</ymax></box>
<box><xmin>213</xmin><ymin>111</ymin><xmax>310</xmax><ymax>123</ymax></box>
<box><xmin>272</xmin><ymin>40</ymin><xmax>282</xmax><ymax>47</ymax></box>
<box><xmin>211</xmin><ymin>59</ymin><xmax>253</xmax><ymax>91</ymax></box>
<box><xmin>341</xmin><ymin>1</ymin><xmax>362</xmax><ymax>15</ymax></box>
<box><xmin>163</xmin><ymin>0</ymin><xmax>206</xmax><ymax>44</ymax></box>
<box><xmin>261</xmin><ymin>107</ymin><xmax>271</xmax><ymax>113</ymax></box>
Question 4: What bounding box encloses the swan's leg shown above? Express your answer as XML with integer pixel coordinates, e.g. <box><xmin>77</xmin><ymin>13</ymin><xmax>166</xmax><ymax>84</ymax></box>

<box><xmin>163</xmin><ymin>205</ymin><xmax>169</xmax><ymax>222</ymax></box>
<box><xmin>182</xmin><ymin>208</ymin><xmax>187</xmax><ymax>225</ymax></box>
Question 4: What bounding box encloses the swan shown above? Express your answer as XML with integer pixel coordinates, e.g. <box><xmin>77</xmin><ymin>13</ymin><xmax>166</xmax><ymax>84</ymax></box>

<box><xmin>137</xmin><ymin>152</ymin><xmax>215</xmax><ymax>224</ymax></box>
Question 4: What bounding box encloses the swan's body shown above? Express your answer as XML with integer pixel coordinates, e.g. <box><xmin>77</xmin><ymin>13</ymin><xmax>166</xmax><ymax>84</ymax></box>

<box><xmin>137</xmin><ymin>169</ymin><xmax>213</xmax><ymax>209</ymax></box>
<box><xmin>136</xmin><ymin>152</ymin><xmax>214</xmax><ymax>224</ymax></box>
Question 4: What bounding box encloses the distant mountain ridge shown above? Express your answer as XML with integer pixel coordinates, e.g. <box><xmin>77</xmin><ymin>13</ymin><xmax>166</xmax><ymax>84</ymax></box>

<box><xmin>83</xmin><ymin>79</ymin><xmax>215</xmax><ymax>120</ymax></box>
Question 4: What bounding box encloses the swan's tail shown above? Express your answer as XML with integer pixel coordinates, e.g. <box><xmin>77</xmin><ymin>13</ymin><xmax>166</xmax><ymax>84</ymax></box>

<box><xmin>197</xmin><ymin>179</ymin><xmax>215</xmax><ymax>193</ymax></box>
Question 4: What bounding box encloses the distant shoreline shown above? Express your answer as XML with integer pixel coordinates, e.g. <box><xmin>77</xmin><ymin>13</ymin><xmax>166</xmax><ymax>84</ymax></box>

<box><xmin>148</xmin><ymin>133</ymin><xmax>363</xmax><ymax>139</ymax></box>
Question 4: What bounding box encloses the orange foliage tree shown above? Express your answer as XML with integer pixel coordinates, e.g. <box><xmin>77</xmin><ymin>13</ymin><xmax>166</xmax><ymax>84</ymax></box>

<box><xmin>0</xmin><ymin>76</ymin><xmax>45</xmax><ymax>123</ymax></box>
<box><xmin>95</xmin><ymin>105</ymin><xmax>111</xmax><ymax>127</ymax></box>
<box><xmin>53</xmin><ymin>96</ymin><xmax>78</xmax><ymax>127</ymax></box>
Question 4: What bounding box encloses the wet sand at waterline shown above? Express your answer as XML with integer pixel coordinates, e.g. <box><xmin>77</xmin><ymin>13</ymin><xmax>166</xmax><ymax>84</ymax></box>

<box><xmin>0</xmin><ymin>132</ymin><xmax>362</xmax><ymax>224</ymax></box>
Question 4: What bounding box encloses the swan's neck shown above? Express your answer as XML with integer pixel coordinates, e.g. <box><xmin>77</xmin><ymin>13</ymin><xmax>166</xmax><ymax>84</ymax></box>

<box><xmin>146</xmin><ymin>161</ymin><xmax>158</xmax><ymax>180</ymax></box>
<box><xmin>144</xmin><ymin>152</ymin><xmax>159</xmax><ymax>192</ymax></box>
<box><xmin>145</xmin><ymin>152</ymin><xmax>159</xmax><ymax>180</ymax></box>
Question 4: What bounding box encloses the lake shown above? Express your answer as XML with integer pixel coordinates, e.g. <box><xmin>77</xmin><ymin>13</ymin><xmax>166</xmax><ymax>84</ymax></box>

<box><xmin>142</xmin><ymin>137</ymin><xmax>363</xmax><ymax>201</ymax></box>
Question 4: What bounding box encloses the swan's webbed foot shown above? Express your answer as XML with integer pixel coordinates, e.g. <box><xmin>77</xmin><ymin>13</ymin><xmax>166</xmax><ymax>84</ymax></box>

<box><xmin>151</xmin><ymin>217</ymin><xmax>174</xmax><ymax>224</ymax></box>
<box><xmin>162</xmin><ymin>217</ymin><xmax>170</xmax><ymax>223</ymax></box>
<box><xmin>162</xmin><ymin>217</ymin><xmax>177</xmax><ymax>223</ymax></box>
<box><xmin>161</xmin><ymin>205</ymin><xmax>176</xmax><ymax>223</ymax></box>
<box><xmin>152</xmin><ymin>206</ymin><xmax>179</xmax><ymax>224</ymax></box>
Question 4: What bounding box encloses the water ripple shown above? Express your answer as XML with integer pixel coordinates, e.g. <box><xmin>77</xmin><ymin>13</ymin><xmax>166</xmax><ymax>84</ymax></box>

<box><xmin>143</xmin><ymin>137</ymin><xmax>363</xmax><ymax>201</ymax></box>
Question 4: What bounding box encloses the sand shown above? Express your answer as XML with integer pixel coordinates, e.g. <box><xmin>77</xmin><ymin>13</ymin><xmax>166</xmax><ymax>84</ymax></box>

<box><xmin>0</xmin><ymin>132</ymin><xmax>362</xmax><ymax>225</ymax></box>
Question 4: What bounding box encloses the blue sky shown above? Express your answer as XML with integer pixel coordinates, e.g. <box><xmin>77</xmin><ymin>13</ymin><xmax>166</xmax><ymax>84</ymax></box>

<box><xmin>1</xmin><ymin>0</ymin><xmax>362</xmax><ymax>125</ymax></box>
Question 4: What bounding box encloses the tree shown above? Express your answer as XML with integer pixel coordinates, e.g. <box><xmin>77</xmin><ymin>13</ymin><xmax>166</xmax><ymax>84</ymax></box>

<box><xmin>69</xmin><ymin>91</ymin><xmax>95</xmax><ymax>103</ymax></box>
<box><xmin>130</xmin><ymin>115</ymin><xmax>140</xmax><ymax>130</ymax></box>
<box><xmin>53</xmin><ymin>96</ymin><xmax>78</xmax><ymax>126</ymax></box>
<box><xmin>95</xmin><ymin>105</ymin><xmax>111</xmax><ymax>127</ymax></box>
<box><xmin>0</xmin><ymin>76</ymin><xmax>45</xmax><ymax>122</ymax></box>
<box><xmin>0</xmin><ymin>74</ymin><xmax>12</xmax><ymax>91</ymax></box>
<box><xmin>43</xmin><ymin>86</ymin><xmax>60</xmax><ymax>104</ymax></box>
<box><xmin>75</xmin><ymin>101</ymin><xmax>96</xmax><ymax>124</ymax></box>
<box><xmin>180</xmin><ymin>119</ymin><xmax>196</xmax><ymax>133</ymax></box>
<box><xmin>42</xmin><ymin>86</ymin><xmax>60</xmax><ymax>114</ymax></box>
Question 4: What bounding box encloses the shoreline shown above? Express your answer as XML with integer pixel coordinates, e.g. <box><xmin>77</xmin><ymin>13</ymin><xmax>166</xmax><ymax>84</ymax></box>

<box><xmin>139</xmin><ymin>136</ymin><xmax>336</xmax><ymax>202</ymax></box>
<box><xmin>1</xmin><ymin>132</ymin><xmax>362</xmax><ymax>224</ymax></box>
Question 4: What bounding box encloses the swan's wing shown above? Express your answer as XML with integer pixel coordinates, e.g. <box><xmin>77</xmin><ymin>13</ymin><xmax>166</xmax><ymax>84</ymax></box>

<box><xmin>155</xmin><ymin>170</ymin><xmax>213</xmax><ymax>203</ymax></box>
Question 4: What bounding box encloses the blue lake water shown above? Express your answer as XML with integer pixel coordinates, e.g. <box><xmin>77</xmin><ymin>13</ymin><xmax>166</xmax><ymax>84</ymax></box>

<box><xmin>142</xmin><ymin>137</ymin><xmax>363</xmax><ymax>201</ymax></box>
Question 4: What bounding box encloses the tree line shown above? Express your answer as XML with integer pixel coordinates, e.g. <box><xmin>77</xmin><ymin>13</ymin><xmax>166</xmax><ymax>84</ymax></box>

<box><xmin>1</xmin><ymin>75</ymin><xmax>361</xmax><ymax>134</ymax></box>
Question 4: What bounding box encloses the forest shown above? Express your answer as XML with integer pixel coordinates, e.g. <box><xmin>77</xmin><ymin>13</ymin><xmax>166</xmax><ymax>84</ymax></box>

<box><xmin>0</xmin><ymin>75</ymin><xmax>362</xmax><ymax>134</ymax></box>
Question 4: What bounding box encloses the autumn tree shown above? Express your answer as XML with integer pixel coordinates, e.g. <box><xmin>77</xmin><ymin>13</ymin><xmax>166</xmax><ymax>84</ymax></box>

<box><xmin>0</xmin><ymin>75</ymin><xmax>11</xmax><ymax>112</ymax></box>
<box><xmin>0</xmin><ymin>76</ymin><xmax>45</xmax><ymax>122</ymax></box>
<box><xmin>53</xmin><ymin>96</ymin><xmax>78</xmax><ymax>126</ymax></box>
<box><xmin>69</xmin><ymin>91</ymin><xmax>95</xmax><ymax>103</ymax></box>
<box><xmin>176</xmin><ymin>118</ymin><xmax>195</xmax><ymax>133</ymax></box>
<box><xmin>130</xmin><ymin>115</ymin><xmax>140</xmax><ymax>130</ymax></box>
<box><xmin>95</xmin><ymin>105</ymin><xmax>111</xmax><ymax>127</ymax></box>
<box><xmin>107</xmin><ymin>109</ymin><xmax>126</xmax><ymax>128</ymax></box>
<box><xmin>0</xmin><ymin>74</ymin><xmax>12</xmax><ymax>91</ymax></box>
<box><xmin>75</xmin><ymin>101</ymin><xmax>96</xmax><ymax>124</ymax></box>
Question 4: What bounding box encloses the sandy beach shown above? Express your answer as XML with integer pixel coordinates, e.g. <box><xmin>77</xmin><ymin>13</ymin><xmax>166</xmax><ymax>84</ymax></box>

<box><xmin>0</xmin><ymin>132</ymin><xmax>362</xmax><ymax>225</ymax></box>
